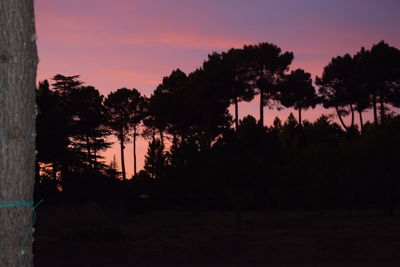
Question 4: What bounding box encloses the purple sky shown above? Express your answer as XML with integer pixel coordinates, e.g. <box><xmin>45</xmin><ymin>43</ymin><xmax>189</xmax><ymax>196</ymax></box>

<box><xmin>35</xmin><ymin>0</ymin><xmax>400</xmax><ymax>176</ymax></box>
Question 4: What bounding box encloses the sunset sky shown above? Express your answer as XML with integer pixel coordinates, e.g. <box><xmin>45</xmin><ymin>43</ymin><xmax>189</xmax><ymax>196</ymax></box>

<box><xmin>35</xmin><ymin>0</ymin><xmax>400</xmax><ymax>176</ymax></box>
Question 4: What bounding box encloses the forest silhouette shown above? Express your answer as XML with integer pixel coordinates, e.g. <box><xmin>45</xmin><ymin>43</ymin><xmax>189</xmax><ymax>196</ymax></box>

<box><xmin>34</xmin><ymin>41</ymin><xmax>400</xmax><ymax>216</ymax></box>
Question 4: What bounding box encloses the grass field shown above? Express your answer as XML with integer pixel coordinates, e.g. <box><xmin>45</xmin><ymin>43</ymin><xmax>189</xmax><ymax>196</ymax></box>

<box><xmin>33</xmin><ymin>205</ymin><xmax>400</xmax><ymax>266</ymax></box>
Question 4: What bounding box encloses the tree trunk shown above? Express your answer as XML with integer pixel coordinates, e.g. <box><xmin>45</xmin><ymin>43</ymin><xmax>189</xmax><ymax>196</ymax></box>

<box><xmin>234</xmin><ymin>97</ymin><xmax>239</xmax><ymax>131</ymax></box>
<box><xmin>259</xmin><ymin>88</ymin><xmax>264</xmax><ymax>128</ymax></box>
<box><xmin>0</xmin><ymin>1</ymin><xmax>38</xmax><ymax>266</ymax></box>
<box><xmin>259</xmin><ymin>88</ymin><xmax>264</xmax><ymax>163</ymax></box>
<box><xmin>379</xmin><ymin>93</ymin><xmax>385</xmax><ymax>125</ymax></box>
<box><xmin>119</xmin><ymin>135</ymin><xmax>126</xmax><ymax>181</ymax></box>
<box><xmin>350</xmin><ymin>104</ymin><xmax>354</xmax><ymax>128</ymax></box>
<box><xmin>233</xmin><ymin>96</ymin><xmax>242</xmax><ymax>231</ymax></box>
<box><xmin>335</xmin><ymin>106</ymin><xmax>350</xmax><ymax>132</ymax></box>
<box><xmin>133</xmin><ymin>126</ymin><xmax>137</xmax><ymax>177</ymax></box>
<box><xmin>359</xmin><ymin>110</ymin><xmax>364</xmax><ymax>134</ymax></box>
<box><xmin>372</xmin><ymin>92</ymin><xmax>378</xmax><ymax>124</ymax></box>
<box><xmin>298</xmin><ymin>107</ymin><xmax>302</xmax><ymax>127</ymax></box>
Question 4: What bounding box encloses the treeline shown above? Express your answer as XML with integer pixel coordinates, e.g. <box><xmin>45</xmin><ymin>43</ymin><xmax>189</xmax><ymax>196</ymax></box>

<box><xmin>35</xmin><ymin>41</ymin><xmax>400</xmax><ymax>213</ymax></box>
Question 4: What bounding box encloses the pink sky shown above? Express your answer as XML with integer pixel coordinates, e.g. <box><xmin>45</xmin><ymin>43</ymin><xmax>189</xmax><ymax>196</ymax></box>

<box><xmin>35</xmin><ymin>0</ymin><xmax>400</xmax><ymax>177</ymax></box>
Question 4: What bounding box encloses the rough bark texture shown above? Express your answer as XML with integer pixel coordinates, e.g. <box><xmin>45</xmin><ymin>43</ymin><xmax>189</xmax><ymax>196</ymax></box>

<box><xmin>0</xmin><ymin>1</ymin><xmax>38</xmax><ymax>266</ymax></box>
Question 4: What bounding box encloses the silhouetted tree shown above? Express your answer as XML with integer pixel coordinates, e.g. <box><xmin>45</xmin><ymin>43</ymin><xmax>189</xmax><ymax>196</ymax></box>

<box><xmin>52</xmin><ymin>74</ymin><xmax>83</xmax><ymax>98</ymax></box>
<box><xmin>318</xmin><ymin>42</ymin><xmax>400</xmax><ymax>128</ymax></box>
<box><xmin>316</xmin><ymin>54</ymin><xmax>358</xmax><ymax>131</ymax></box>
<box><xmin>144</xmin><ymin>139</ymin><xmax>167</xmax><ymax>179</ymax></box>
<box><xmin>203</xmin><ymin>51</ymin><xmax>254</xmax><ymax>131</ymax></box>
<box><xmin>126</xmin><ymin>89</ymin><xmax>145</xmax><ymax>177</ymax></box>
<box><xmin>29</xmin><ymin>40</ymin><xmax>400</xmax><ymax>218</ymax></box>
<box><xmin>104</xmin><ymin>88</ymin><xmax>138</xmax><ymax>181</ymax></box>
<box><xmin>187</xmin><ymin>68</ymin><xmax>232</xmax><ymax>149</ymax></box>
<box><xmin>241</xmin><ymin>43</ymin><xmax>293</xmax><ymax>129</ymax></box>
<box><xmin>49</xmin><ymin>74</ymin><xmax>85</xmax><ymax>178</ymax></box>
<box><xmin>36</xmin><ymin>80</ymin><xmax>69</xmax><ymax>181</ymax></box>
<box><xmin>36</xmin><ymin>78</ymin><xmax>113</xmax><ymax>198</ymax></box>
<box><xmin>68</xmin><ymin>86</ymin><xmax>111</xmax><ymax>169</ymax></box>
<box><xmin>367</xmin><ymin>41</ymin><xmax>400</xmax><ymax>124</ymax></box>
<box><xmin>352</xmin><ymin>48</ymin><xmax>375</xmax><ymax>131</ymax></box>
<box><xmin>279</xmin><ymin>69</ymin><xmax>318</xmax><ymax>126</ymax></box>
<box><xmin>105</xmin><ymin>154</ymin><xmax>121</xmax><ymax>180</ymax></box>
<box><xmin>150</xmin><ymin>69</ymin><xmax>191</xmax><ymax>145</ymax></box>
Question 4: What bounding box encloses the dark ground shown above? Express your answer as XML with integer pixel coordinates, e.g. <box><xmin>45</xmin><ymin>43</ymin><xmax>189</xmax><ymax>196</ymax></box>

<box><xmin>33</xmin><ymin>205</ymin><xmax>400</xmax><ymax>266</ymax></box>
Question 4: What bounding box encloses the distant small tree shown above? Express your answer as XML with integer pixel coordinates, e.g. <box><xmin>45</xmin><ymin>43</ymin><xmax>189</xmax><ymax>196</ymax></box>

<box><xmin>106</xmin><ymin>155</ymin><xmax>121</xmax><ymax>180</ymax></box>
<box><xmin>144</xmin><ymin>139</ymin><xmax>167</xmax><ymax>179</ymax></box>
<box><xmin>272</xmin><ymin>117</ymin><xmax>283</xmax><ymax>132</ymax></box>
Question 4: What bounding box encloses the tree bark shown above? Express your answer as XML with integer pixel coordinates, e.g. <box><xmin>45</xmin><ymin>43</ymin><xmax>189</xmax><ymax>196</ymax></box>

<box><xmin>0</xmin><ymin>1</ymin><xmax>38</xmax><ymax>266</ymax></box>
<box><xmin>133</xmin><ymin>126</ymin><xmax>137</xmax><ymax>177</ymax></box>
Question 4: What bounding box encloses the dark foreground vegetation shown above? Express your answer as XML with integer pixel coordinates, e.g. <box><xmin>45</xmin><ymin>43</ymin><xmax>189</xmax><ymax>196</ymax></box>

<box><xmin>34</xmin><ymin>207</ymin><xmax>400</xmax><ymax>266</ymax></box>
<box><xmin>34</xmin><ymin>41</ymin><xmax>400</xmax><ymax>265</ymax></box>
